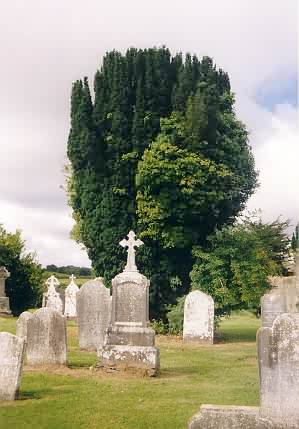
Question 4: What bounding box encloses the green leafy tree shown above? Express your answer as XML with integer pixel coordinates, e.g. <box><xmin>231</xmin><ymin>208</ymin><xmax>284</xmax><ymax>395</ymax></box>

<box><xmin>67</xmin><ymin>47</ymin><xmax>257</xmax><ymax>319</ymax></box>
<box><xmin>0</xmin><ymin>226</ymin><xmax>43</xmax><ymax>315</ymax></box>
<box><xmin>291</xmin><ymin>223</ymin><xmax>298</xmax><ymax>252</ymax></box>
<box><xmin>190</xmin><ymin>214</ymin><xmax>291</xmax><ymax>317</ymax></box>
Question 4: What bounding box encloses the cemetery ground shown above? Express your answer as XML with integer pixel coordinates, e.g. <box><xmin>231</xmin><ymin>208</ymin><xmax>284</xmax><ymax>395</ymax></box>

<box><xmin>0</xmin><ymin>312</ymin><xmax>260</xmax><ymax>429</ymax></box>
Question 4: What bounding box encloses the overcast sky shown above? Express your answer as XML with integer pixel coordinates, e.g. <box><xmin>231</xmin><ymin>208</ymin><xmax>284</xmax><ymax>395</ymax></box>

<box><xmin>0</xmin><ymin>1</ymin><xmax>298</xmax><ymax>267</ymax></box>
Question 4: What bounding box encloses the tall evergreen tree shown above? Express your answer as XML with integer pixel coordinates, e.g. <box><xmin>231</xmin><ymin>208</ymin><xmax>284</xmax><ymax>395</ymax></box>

<box><xmin>67</xmin><ymin>47</ymin><xmax>257</xmax><ymax>319</ymax></box>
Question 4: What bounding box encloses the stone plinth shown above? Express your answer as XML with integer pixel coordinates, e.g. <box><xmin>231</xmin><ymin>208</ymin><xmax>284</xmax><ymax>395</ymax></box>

<box><xmin>0</xmin><ymin>266</ymin><xmax>11</xmax><ymax>315</ymax></box>
<box><xmin>189</xmin><ymin>405</ymin><xmax>273</xmax><ymax>429</ymax></box>
<box><xmin>26</xmin><ymin>307</ymin><xmax>67</xmax><ymax>366</ymax></box>
<box><xmin>0</xmin><ymin>332</ymin><xmax>26</xmax><ymax>400</ymax></box>
<box><xmin>97</xmin><ymin>231</ymin><xmax>159</xmax><ymax>376</ymax></box>
<box><xmin>183</xmin><ymin>290</ymin><xmax>214</xmax><ymax>343</ymax></box>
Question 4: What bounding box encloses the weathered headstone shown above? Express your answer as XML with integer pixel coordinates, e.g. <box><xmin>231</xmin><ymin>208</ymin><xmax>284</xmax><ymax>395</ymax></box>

<box><xmin>26</xmin><ymin>307</ymin><xmax>67</xmax><ymax>366</ymax></box>
<box><xmin>258</xmin><ymin>313</ymin><xmax>299</xmax><ymax>428</ymax></box>
<box><xmin>261</xmin><ymin>276</ymin><xmax>298</xmax><ymax>327</ymax></box>
<box><xmin>64</xmin><ymin>274</ymin><xmax>79</xmax><ymax>318</ymax></box>
<box><xmin>0</xmin><ymin>266</ymin><xmax>12</xmax><ymax>315</ymax></box>
<box><xmin>42</xmin><ymin>275</ymin><xmax>63</xmax><ymax>314</ymax></box>
<box><xmin>183</xmin><ymin>290</ymin><xmax>214</xmax><ymax>343</ymax></box>
<box><xmin>0</xmin><ymin>332</ymin><xmax>26</xmax><ymax>400</ymax></box>
<box><xmin>77</xmin><ymin>277</ymin><xmax>111</xmax><ymax>351</ymax></box>
<box><xmin>98</xmin><ymin>231</ymin><xmax>159</xmax><ymax>376</ymax></box>
<box><xmin>16</xmin><ymin>311</ymin><xmax>32</xmax><ymax>340</ymax></box>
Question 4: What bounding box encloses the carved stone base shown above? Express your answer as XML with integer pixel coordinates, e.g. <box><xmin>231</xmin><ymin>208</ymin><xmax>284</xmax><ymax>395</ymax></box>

<box><xmin>0</xmin><ymin>297</ymin><xmax>11</xmax><ymax>315</ymax></box>
<box><xmin>189</xmin><ymin>405</ymin><xmax>274</xmax><ymax>429</ymax></box>
<box><xmin>97</xmin><ymin>344</ymin><xmax>160</xmax><ymax>376</ymax></box>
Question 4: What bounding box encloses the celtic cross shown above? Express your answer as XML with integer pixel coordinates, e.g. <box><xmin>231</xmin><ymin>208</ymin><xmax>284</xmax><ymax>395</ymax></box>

<box><xmin>119</xmin><ymin>231</ymin><xmax>144</xmax><ymax>272</ymax></box>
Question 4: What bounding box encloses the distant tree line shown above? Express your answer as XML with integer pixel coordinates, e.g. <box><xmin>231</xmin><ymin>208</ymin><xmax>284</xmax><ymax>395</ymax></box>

<box><xmin>45</xmin><ymin>265</ymin><xmax>92</xmax><ymax>277</ymax></box>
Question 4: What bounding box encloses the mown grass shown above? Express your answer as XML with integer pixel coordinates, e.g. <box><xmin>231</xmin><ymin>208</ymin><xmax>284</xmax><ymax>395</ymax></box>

<box><xmin>0</xmin><ymin>312</ymin><xmax>260</xmax><ymax>429</ymax></box>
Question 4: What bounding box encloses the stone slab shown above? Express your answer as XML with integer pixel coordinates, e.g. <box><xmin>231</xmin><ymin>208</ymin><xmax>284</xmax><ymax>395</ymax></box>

<box><xmin>0</xmin><ymin>332</ymin><xmax>26</xmax><ymax>400</ymax></box>
<box><xmin>183</xmin><ymin>290</ymin><xmax>214</xmax><ymax>343</ymax></box>
<box><xmin>16</xmin><ymin>311</ymin><xmax>32</xmax><ymax>340</ymax></box>
<box><xmin>26</xmin><ymin>307</ymin><xmax>67</xmax><ymax>366</ymax></box>
<box><xmin>98</xmin><ymin>345</ymin><xmax>160</xmax><ymax>376</ymax></box>
<box><xmin>188</xmin><ymin>405</ymin><xmax>274</xmax><ymax>429</ymax></box>
<box><xmin>105</xmin><ymin>326</ymin><xmax>155</xmax><ymax>347</ymax></box>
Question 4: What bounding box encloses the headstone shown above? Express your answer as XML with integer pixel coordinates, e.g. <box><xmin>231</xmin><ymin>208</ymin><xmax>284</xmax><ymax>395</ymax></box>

<box><xmin>26</xmin><ymin>307</ymin><xmax>67</xmax><ymax>366</ymax></box>
<box><xmin>261</xmin><ymin>276</ymin><xmax>298</xmax><ymax>327</ymax></box>
<box><xmin>183</xmin><ymin>290</ymin><xmax>214</xmax><ymax>343</ymax></box>
<box><xmin>64</xmin><ymin>274</ymin><xmax>79</xmax><ymax>318</ymax></box>
<box><xmin>16</xmin><ymin>311</ymin><xmax>32</xmax><ymax>340</ymax></box>
<box><xmin>0</xmin><ymin>266</ymin><xmax>12</xmax><ymax>315</ymax></box>
<box><xmin>42</xmin><ymin>275</ymin><xmax>63</xmax><ymax>314</ymax></box>
<box><xmin>77</xmin><ymin>277</ymin><xmax>111</xmax><ymax>351</ymax></box>
<box><xmin>258</xmin><ymin>313</ymin><xmax>299</xmax><ymax>427</ymax></box>
<box><xmin>0</xmin><ymin>332</ymin><xmax>26</xmax><ymax>400</ymax></box>
<box><xmin>98</xmin><ymin>231</ymin><xmax>159</xmax><ymax>376</ymax></box>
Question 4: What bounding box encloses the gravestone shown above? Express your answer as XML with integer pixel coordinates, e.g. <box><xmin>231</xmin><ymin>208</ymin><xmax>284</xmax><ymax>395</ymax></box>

<box><xmin>16</xmin><ymin>311</ymin><xmax>32</xmax><ymax>340</ymax></box>
<box><xmin>64</xmin><ymin>274</ymin><xmax>79</xmax><ymax>319</ymax></box>
<box><xmin>77</xmin><ymin>277</ymin><xmax>111</xmax><ymax>351</ymax></box>
<box><xmin>98</xmin><ymin>231</ymin><xmax>159</xmax><ymax>376</ymax></box>
<box><xmin>42</xmin><ymin>275</ymin><xmax>63</xmax><ymax>314</ymax></box>
<box><xmin>26</xmin><ymin>307</ymin><xmax>67</xmax><ymax>366</ymax></box>
<box><xmin>183</xmin><ymin>290</ymin><xmax>214</xmax><ymax>343</ymax></box>
<box><xmin>0</xmin><ymin>332</ymin><xmax>26</xmax><ymax>400</ymax></box>
<box><xmin>0</xmin><ymin>266</ymin><xmax>12</xmax><ymax>315</ymax></box>
<box><xmin>261</xmin><ymin>276</ymin><xmax>298</xmax><ymax>327</ymax></box>
<box><xmin>258</xmin><ymin>313</ymin><xmax>299</xmax><ymax>428</ymax></box>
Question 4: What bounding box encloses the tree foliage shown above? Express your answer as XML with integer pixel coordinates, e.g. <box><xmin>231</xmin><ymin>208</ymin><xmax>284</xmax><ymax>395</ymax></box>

<box><xmin>67</xmin><ymin>47</ymin><xmax>257</xmax><ymax>319</ymax></box>
<box><xmin>190</xmin><ymin>214</ymin><xmax>291</xmax><ymax>317</ymax></box>
<box><xmin>0</xmin><ymin>226</ymin><xmax>43</xmax><ymax>315</ymax></box>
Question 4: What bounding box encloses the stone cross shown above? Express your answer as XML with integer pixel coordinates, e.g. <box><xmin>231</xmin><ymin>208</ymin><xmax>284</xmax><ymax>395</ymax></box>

<box><xmin>45</xmin><ymin>275</ymin><xmax>60</xmax><ymax>291</ymax></box>
<box><xmin>119</xmin><ymin>230</ymin><xmax>143</xmax><ymax>272</ymax></box>
<box><xmin>69</xmin><ymin>274</ymin><xmax>76</xmax><ymax>283</ymax></box>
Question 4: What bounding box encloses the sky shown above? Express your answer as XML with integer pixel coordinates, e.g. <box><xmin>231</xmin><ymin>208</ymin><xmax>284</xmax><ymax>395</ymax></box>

<box><xmin>0</xmin><ymin>1</ymin><xmax>298</xmax><ymax>267</ymax></box>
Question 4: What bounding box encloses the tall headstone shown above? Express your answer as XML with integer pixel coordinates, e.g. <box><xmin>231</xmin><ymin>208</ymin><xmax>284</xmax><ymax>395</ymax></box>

<box><xmin>42</xmin><ymin>275</ymin><xmax>63</xmax><ymax>314</ymax></box>
<box><xmin>98</xmin><ymin>231</ymin><xmax>159</xmax><ymax>376</ymax></box>
<box><xmin>16</xmin><ymin>311</ymin><xmax>32</xmax><ymax>340</ymax></box>
<box><xmin>77</xmin><ymin>277</ymin><xmax>111</xmax><ymax>351</ymax></box>
<box><xmin>258</xmin><ymin>313</ymin><xmax>299</xmax><ymax>428</ymax></box>
<box><xmin>64</xmin><ymin>274</ymin><xmax>79</xmax><ymax>319</ymax></box>
<box><xmin>0</xmin><ymin>332</ymin><xmax>26</xmax><ymax>400</ymax></box>
<box><xmin>0</xmin><ymin>266</ymin><xmax>12</xmax><ymax>315</ymax></box>
<box><xmin>26</xmin><ymin>307</ymin><xmax>67</xmax><ymax>366</ymax></box>
<box><xmin>183</xmin><ymin>290</ymin><xmax>214</xmax><ymax>343</ymax></box>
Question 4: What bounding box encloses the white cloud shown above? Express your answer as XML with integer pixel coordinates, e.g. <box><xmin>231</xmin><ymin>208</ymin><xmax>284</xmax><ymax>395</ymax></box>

<box><xmin>0</xmin><ymin>0</ymin><xmax>297</xmax><ymax>265</ymax></box>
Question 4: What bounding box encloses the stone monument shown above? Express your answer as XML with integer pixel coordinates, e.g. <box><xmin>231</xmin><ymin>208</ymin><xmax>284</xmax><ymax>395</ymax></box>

<box><xmin>77</xmin><ymin>277</ymin><xmax>111</xmax><ymax>351</ymax></box>
<box><xmin>64</xmin><ymin>274</ymin><xmax>79</xmax><ymax>319</ymax></box>
<box><xmin>183</xmin><ymin>290</ymin><xmax>214</xmax><ymax>343</ymax></box>
<box><xmin>42</xmin><ymin>275</ymin><xmax>63</xmax><ymax>314</ymax></box>
<box><xmin>0</xmin><ymin>332</ymin><xmax>26</xmax><ymax>400</ymax></box>
<box><xmin>26</xmin><ymin>307</ymin><xmax>67</xmax><ymax>366</ymax></box>
<box><xmin>97</xmin><ymin>231</ymin><xmax>159</xmax><ymax>376</ymax></box>
<box><xmin>0</xmin><ymin>266</ymin><xmax>11</xmax><ymax>315</ymax></box>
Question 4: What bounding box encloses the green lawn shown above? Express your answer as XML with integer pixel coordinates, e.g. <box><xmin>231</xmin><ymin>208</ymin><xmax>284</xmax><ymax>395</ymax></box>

<box><xmin>0</xmin><ymin>312</ymin><xmax>260</xmax><ymax>429</ymax></box>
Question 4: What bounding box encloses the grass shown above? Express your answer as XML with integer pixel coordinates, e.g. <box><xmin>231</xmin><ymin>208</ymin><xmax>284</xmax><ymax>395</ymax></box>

<box><xmin>43</xmin><ymin>271</ymin><xmax>93</xmax><ymax>288</ymax></box>
<box><xmin>0</xmin><ymin>312</ymin><xmax>260</xmax><ymax>429</ymax></box>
